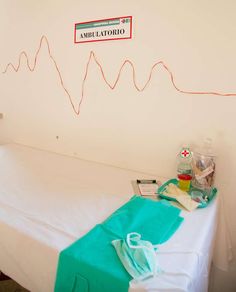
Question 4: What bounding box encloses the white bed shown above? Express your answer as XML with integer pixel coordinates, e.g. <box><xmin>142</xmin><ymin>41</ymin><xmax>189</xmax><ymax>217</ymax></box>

<box><xmin>0</xmin><ymin>143</ymin><xmax>219</xmax><ymax>292</ymax></box>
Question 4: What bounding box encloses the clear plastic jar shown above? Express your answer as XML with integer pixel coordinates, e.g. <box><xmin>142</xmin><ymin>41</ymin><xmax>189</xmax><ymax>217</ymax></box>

<box><xmin>191</xmin><ymin>138</ymin><xmax>216</xmax><ymax>191</ymax></box>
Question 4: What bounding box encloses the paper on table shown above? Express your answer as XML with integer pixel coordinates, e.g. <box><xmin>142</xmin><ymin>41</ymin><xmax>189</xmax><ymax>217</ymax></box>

<box><xmin>137</xmin><ymin>180</ymin><xmax>159</xmax><ymax>196</ymax></box>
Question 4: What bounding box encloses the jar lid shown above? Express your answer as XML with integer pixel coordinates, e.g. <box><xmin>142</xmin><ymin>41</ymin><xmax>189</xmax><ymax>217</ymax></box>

<box><xmin>194</xmin><ymin>138</ymin><xmax>216</xmax><ymax>157</ymax></box>
<box><xmin>178</xmin><ymin>174</ymin><xmax>192</xmax><ymax>180</ymax></box>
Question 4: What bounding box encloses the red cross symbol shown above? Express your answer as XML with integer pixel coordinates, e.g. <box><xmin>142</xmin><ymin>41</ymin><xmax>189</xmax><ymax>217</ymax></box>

<box><xmin>181</xmin><ymin>149</ymin><xmax>190</xmax><ymax>157</ymax></box>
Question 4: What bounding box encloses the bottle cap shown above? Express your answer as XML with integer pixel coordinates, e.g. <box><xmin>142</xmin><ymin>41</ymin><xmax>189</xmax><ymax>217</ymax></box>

<box><xmin>178</xmin><ymin>174</ymin><xmax>192</xmax><ymax>181</ymax></box>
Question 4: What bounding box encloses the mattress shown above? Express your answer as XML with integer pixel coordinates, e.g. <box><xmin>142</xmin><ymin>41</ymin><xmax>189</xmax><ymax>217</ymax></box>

<box><xmin>0</xmin><ymin>143</ymin><xmax>219</xmax><ymax>292</ymax></box>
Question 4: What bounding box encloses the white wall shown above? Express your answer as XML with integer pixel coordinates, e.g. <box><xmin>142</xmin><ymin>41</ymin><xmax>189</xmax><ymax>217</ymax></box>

<box><xmin>1</xmin><ymin>0</ymin><xmax>236</xmax><ymax>289</ymax></box>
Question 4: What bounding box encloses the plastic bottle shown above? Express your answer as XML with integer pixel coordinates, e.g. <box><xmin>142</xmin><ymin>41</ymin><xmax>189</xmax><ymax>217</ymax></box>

<box><xmin>177</xmin><ymin>145</ymin><xmax>193</xmax><ymax>176</ymax></box>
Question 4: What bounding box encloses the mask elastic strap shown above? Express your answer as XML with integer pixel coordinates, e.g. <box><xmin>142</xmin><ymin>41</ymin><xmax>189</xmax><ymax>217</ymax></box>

<box><xmin>126</xmin><ymin>233</ymin><xmax>160</xmax><ymax>277</ymax></box>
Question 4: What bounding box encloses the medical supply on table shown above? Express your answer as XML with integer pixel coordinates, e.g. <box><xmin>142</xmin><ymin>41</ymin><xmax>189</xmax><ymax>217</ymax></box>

<box><xmin>158</xmin><ymin>178</ymin><xmax>218</xmax><ymax>209</ymax></box>
<box><xmin>177</xmin><ymin>145</ymin><xmax>192</xmax><ymax>176</ymax></box>
<box><xmin>162</xmin><ymin>182</ymin><xmax>199</xmax><ymax>211</ymax></box>
<box><xmin>190</xmin><ymin>190</ymin><xmax>208</xmax><ymax>204</ymax></box>
<box><xmin>112</xmin><ymin>232</ymin><xmax>161</xmax><ymax>281</ymax></box>
<box><xmin>113</xmin><ymin>232</ymin><xmax>196</xmax><ymax>290</ymax></box>
<box><xmin>191</xmin><ymin>138</ymin><xmax>216</xmax><ymax>194</ymax></box>
<box><xmin>136</xmin><ymin>179</ymin><xmax>159</xmax><ymax>196</ymax></box>
<box><xmin>55</xmin><ymin>196</ymin><xmax>184</xmax><ymax>292</ymax></box>
<box><xmin>177</xmin><ymin>174</ymin><xmax>192</xmax><ymax>192</ymax></box>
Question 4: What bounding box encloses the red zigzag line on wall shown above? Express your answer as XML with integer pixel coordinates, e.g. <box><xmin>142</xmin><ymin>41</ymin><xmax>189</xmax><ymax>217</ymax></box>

<box><xmin>2</xmin><ymin>35</ymin><xmax>236</xmax><ymax>116</ymax></box>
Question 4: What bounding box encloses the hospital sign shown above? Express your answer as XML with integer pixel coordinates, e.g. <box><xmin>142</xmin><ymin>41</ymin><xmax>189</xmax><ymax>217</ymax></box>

<box><xmin>74</xmin><ymin>16</ymin><xmax>132</xmax><ymax>43</ymax></box>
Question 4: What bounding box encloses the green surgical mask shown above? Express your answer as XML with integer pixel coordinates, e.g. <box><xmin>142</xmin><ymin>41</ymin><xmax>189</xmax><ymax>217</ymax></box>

<box><xmin>112</xmin><ymin>232</ymin><xmax>161</xmax><ymax>281</ymax></box>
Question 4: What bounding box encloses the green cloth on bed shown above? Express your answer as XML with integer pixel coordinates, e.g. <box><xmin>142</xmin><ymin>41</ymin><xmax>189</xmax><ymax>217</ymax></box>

<box><xmin>54</xmin><ymin>196</ymin><xmax>184</xmax><ymax>292</ymax></box>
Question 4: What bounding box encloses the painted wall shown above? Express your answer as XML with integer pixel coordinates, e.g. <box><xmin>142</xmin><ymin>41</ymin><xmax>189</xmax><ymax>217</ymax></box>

<box><xmin>1</xmin><ymin>0</ymin><xmax>236</xmax><ymax>289</ymax></box>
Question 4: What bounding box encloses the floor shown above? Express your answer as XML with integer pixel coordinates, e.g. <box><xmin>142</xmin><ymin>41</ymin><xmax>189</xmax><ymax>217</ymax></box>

<box><xmin>0</xmin><ymin>273</ymin><xmax>29</xmax><ymax>292</ymax></box>
<box><xmin>0</xmin><ymin>280</ymin><xmax>29</xmax><ymax>292</ymax></box>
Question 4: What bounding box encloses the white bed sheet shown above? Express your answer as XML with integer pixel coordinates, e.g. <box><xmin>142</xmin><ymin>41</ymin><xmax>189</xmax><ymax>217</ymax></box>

<box><xmin>0</xmin><ymin>144</ymin><xmax>219</xmax><ymax>292</ymax></box>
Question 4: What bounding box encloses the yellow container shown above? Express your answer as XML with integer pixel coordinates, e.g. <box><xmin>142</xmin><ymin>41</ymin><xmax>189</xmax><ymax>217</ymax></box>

<box><xmin>178</xmin><ymin>174</ymin><xmax>192</xmax><ymax>192</ymax></box>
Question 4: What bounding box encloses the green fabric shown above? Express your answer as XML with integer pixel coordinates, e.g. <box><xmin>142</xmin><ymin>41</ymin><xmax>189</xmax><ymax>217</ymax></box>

<box><xmin>54</xmin><ymin>196</ymin><xmax>184</xmax><ymax>292</ymax></box>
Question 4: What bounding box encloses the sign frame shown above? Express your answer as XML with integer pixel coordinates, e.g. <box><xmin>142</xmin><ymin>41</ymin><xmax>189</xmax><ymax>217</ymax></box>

<box><xmin>74</xmin><ymin>16</ymin><xmax>132</xmax><ymax>44</ymax></box>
